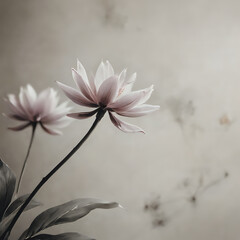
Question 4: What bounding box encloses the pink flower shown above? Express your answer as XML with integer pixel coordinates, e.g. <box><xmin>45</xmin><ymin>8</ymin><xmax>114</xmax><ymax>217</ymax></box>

<box><xmin>4</xmin><ymin>85</ymin><xmax>72</xmax><ymax>135</ymax></box>
<box><xmin>57</xmin><ymin>60</ymin><xmax>159</xmax><ymax>133</ymax></box>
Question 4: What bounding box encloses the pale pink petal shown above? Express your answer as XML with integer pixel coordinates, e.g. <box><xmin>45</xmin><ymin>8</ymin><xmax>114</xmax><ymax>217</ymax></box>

<box><xmin>8</xmin><ymin>122</ymin><xmax>31</xmax><ymax>131</ymax></box>
<box><xmin>94</xmin><ymin>61</ymin><xmax>114</xmax><ymax>90</ymax></box>
<box><xmin>36</xmin><ymin>88</ymin><xmax>60</xmax><ymax>118</ymax></box>
<box><xmin>97</xmin><ymin>76</ymin><xmax>119</xmax><ymax>106</ymax></box>
<box><xmin>105</xmin><ymin>60</ymin><xmax>114</xmax><ymax>78</ymax></box>
<box><xmin>5</xmin><ymin>85</ymin><xmax>72</xmax><ymax>133</ymax></box>
<box><xmin>117</xmin><ymin>72</ymin><xmax>136</xmax><ymax>97</ymax></box>
<box><xmin>40</xmin><ymin>123</ymin><xmax>62</xmax><ymax>135</ymax></box>
<box><xmin>77</xmin><ymin>59</ymin><xmax>89</xmax><ymax>84</ymax></box>
<box><xmin>88</xmin><ymin>74</ymin><xmax>97</xmax><ymax>95</ymax></box>
<box><xmin>122</xmin><ymin>73</ymin><xmax>136</xmax><ymax>94</ymax></box>
<box><xmin>109</xmin><ymin>112</ymin><xmax>145</xmax><ymax>133</ymax></box>
<box><xmin>137</xmin><ymin>84</ymin><xmax>154</xmax><ymax>105</ymax></box>
<box><xmin>11</xmin><ymin>88</ymin><xmax>32</xmax><ymax>120</ymax></box>
<box><xmin>53</xmin><ymin>102</ymin><xmax>72</xmax><ymax>115</ymax></box>
<box><xmin>19</xmin><ymin>87</ymin><xmax>34</xmax><ymax>119</ymax></box>
<box><xmin>56</xmin><ymin>101</ymin><xmax>70</xmax><ymax>111</ymax></box>
<box><xmin>34</xmin><ymin>88</ymin><xmax>52</xmax><ymax>117</ymax></box>
<box><xmin>3</xmin><ymin>113</ymin><xmax>27</xmax><ymax>121</ymax></box>
<box><xmin>6</xmin><ymin>95</ymin><xmax>27</xmax><ymax>118</ymax></box>
<box><xmin>21</xmin><ymin>85</ymin><xmax>36</xmax><ymax>106</ymax></box>
<box><xmin>117</xmin><ymin>104</ymin><xmax>160</xmax><ymax>117</ymax></box>
<box><xmin>72</xmin><ymin>69</ymin><xmax>96</xmax><ymax>102</ymax></box>
<box><xmin>54</xmin><ymin>102</ymin><xmax>72</xmax><ymax>115</ymax></box>
<box><xmin>41</xmin><ymin>101</ymin><xmax>71</xmax><ymax>123</ymax></box>
<box><xmin>118</xmin><ymin>69</ymin><xmax>127</xmax><ymax>86</ymax></box>
<box><xmin>67</xmin><ymin>108</ymin><xmax>99</xmax><ymax>119</ymax></box>
<box><xmin>77</xmin><ymin>60</ymin><xmax>97</xmax><ymax>97</ymax></box>
<box><xmin>44</xmin><ymin>117</ymin><xmax>72</xmax><ymax>128</ymax></box>
<box><xmin>95</xmin><ymin>61</ymin><xmax>106</xmax><ymax>90</ymax></box>
<box><xmin>109</xmin><ymin>85</ymin><xmax>153</xmax><ymax>111</ymax></box>
<box><xmin>120</xmin><ymin>71</ymin><xmax>136</xmax><ymax>87</ymax></box>
<box><xmin>127</xmin><ymin>72</ymin><xmax>137</xmax><ymax>84</ymax></box>
<box><xmin>41</xmin><ymin>112</ymin><xmax>66</xmax><ymax>123</ymax></box>
<box><xmin>26</xmin><ymin>84</ymin><xmax>37</xmax><ymax>102</ymax></box>
<box><xmin>56</xmin><ymin>81</ymin><xmax>97</xmax><ymax>108</ymax></box>
<box><xmin>48</xmin><ymin>88</ymin><xmax>59</xmax><ymax>111</ymax></box>
<box><xmin>40</xmin><ymin>102</ymin><xmax>72</xmax><ymax>124</ymax></box>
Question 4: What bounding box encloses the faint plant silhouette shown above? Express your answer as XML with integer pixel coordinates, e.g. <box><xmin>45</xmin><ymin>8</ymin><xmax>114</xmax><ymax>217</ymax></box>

<box><xmin>144</xmin><ymin>170</ymin><xmax>229</xmax><ymax>228</ymax></box>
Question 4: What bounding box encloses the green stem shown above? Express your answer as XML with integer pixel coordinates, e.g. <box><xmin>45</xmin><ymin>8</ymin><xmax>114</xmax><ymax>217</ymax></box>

<box><xmin>1</xmin><ymin>108</ymin><xmax>106</xmax><ymax>240</ymax></box>
<box><xmin>16</xmin><ymin>123</ymin><xmax>37</xmax><ymax>195</ymax></box>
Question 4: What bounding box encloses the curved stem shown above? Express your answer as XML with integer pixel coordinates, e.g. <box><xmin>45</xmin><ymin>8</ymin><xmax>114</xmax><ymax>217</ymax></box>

<box><xmin>1</xmin><ymin>108</ymin><xmax>106</xmax><ymax>240</ymax></box>
<box><xmin>16</xmin><ymin>123</ymin><xmax>37</xmax><ymax>194</ymax></box>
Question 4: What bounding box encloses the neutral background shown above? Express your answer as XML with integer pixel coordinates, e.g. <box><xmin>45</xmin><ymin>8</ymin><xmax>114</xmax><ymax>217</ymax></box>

<box><xmin>1</xmin><ymin>0</ymin><xmax>240</xmax><ymax>240</ymax></box>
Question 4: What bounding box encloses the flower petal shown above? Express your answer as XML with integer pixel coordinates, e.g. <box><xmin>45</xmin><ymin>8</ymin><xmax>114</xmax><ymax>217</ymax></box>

<box><xmin>55</xmin><ymin>101</ymin><xmax>72</xmax><ymax>112</ymax></box>
<box><xmin>38</xmin><ymin>98</ymin><xmax>71</xmax><ymax>123</ymax></box>
<box><xmin>43</xmin><ymin>117</ymin><xmax>72</xmax><ymax>128</ymax></box>
<box><xmin>77</xmin><ymin>59</ymin><xmax>97</xmax><ymax>95</ymax></box>
<box><xmin>26</xmin><ymin>84</ymin><xmax>37</xmax><ymax>103</ymax></box>
<box><xmin>19</xmin><ymin>87</ymin><xmax>34</xmax><ymax>119</ymax></box>
<box><xmin>97</xmin><ymin>76</ymin><xmax>119</xmax><ymax>106</ymax></box>
<box><xmin>5</xmin><ymin>95</ymin><xmax>27</xmax><ymax>118</ymax></box>
<box><xmin>56</xmin><ymin>81</ymin><xmax>97</xmax><ymax>107</ymax></box>
<box><xmin>117</xmin><ymin>72</ymin><xmax>136</xmax><ymax>98</ymax></box>
<box><xmin>47</xmin><ymin>88</ymin><xmax>59</xmax><ymax>111</ymax></box>
<box><xmin>40</xmin><ymin>123</ymin><xmax>62</xmax><ymax>135</ymax></box>
<box><xmin>117</xmin><ymin>104</ymin><xmax>160</xmax><ymax>117</ymax></box>
<box><xmin>118</xmin><ymin>69</ymin><xmax>127</xmax><ymax>86</ymax></box>
<box><xmin>34</xmin><ymin>88</ymin><xmax>52</xmax><ymax>116</ymax></box>
<box><xmin>105</xmin><ymin>60</ymin><xmax>114</xmax><ymax>78</ymax></box>
<box><xmin>36</xmin><ymin>88</ymin><xmax>61</xmax><ymax>118</ymax></box>
<box><xmin>72</xmin><ymin>69</ymin><xmax>96</xmax><ymax>102</ymax></box>
<box><xmin>8</xmin><ymin>122</ymin><xmax>31</xmax><ymax>131</ymax></box>
<box><xmin>4</xmin><ymin>85</ymin><xmax>72</xmax><ymax>133</ymax></box>
<box><xmin>109</xmin><ymin>112</ymin><xmax>145</xmax><ymax>133</ymax></box>
<box><xmin>77</xmin><ymin>59</ymin><xmax>88</xmax><ymax>84</ymax></box>
<box><xmin>41</xmin><ymin>112</ymin><xmax>66</xmax><ymax>123</ymax></box>
<box><xmin>3</xmin><ymin>113</ymin><xmax>27</xmax><ymax>121</ymax></box>
<box><xmin>94</xmin><ymin>61</ymin><xmax>114</xmax><ymax>90</ymax></box>
<box><xmin>95</xmin><ymin>61</ymin><xmax>106</xmax><ymax>90</ymax></box>
<box><xmin>109</xmin><ymin>85</ymin><xmax>153</xmax><ymax>111</ymax></box>
<box><xmin>137</xmin><ymin>84</ymin><xmax>154</xmax><ymax>105</ymax></box>
<box><xmin>122</xmin><ymin>72</ymin><xmax>136</xmax><ymax>94</ymax></box>
<box><xmin>67</xmin><ymin>108</ymin><xmax>99</xmax><ymax>119</ymax></box>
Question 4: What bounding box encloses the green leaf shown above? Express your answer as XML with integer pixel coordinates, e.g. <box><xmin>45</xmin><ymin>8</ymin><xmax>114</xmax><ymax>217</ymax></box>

<box><xmin>19</xmin><ymin>198</ymin><xmax>120</xmax><ymax>240</ymax></box>
<box><xmin>3</xmin><ymin>194</ymin><xmax>41</xmax><ymax>218</ymax></box>
<box><xmin>27</xmin><ymin>232</ymin><xmax>94</xmax><ymax>240</ymax></box>
<box><xmin>0</xmin><ymin>158</ymin><xmax>16</xmax><ymax>220</ymax></box>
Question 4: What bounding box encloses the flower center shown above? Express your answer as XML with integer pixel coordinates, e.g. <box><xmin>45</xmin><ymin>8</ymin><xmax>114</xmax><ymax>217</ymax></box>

<box><xmin>33</xmin><ymin>114</ymin><xmax>41</xmax><ymax>122</ymax></box>
<box><xmin>99</xmin><ymin>102</ymin><xmax>107</xmax><ymax>109</ymax></box>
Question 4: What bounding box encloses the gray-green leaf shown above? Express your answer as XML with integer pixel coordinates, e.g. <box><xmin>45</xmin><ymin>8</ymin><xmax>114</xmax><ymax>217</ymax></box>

<box><xmin>27</xmin><ymin>232</ymin><xmax>94</xmax><ymax>240</ymax></box>
<box><xmin>0</xmin><ymin>196</ymin><xmax>41</xmax><ymax>236</ymax></box>
<box><xmin>0</xmin><ymin>158</ymin><xmax>16</xmax><ymax>220</ymax></box>
<box><xmin>20</xmin><ymin>198</ymin><xmax>120</xmax><ymax>240</ymax></box>
<box><xmin>4</xmin><ymin>194</ymin><xmax>41</xmax><ymax>218</ymax></box>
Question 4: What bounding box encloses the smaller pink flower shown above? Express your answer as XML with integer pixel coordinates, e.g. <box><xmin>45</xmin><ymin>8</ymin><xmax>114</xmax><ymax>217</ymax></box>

<box><xmin>57</xmin><ymin>60</ymin><xmax>159</xmax><ymax>133</ymax></box>
<box><xmin>4</xmin><ymin>85</ymin><xmax>72</xmax><ymax>135</ymax></box>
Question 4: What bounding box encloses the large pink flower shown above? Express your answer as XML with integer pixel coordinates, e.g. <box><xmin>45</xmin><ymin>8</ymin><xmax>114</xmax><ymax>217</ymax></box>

<box><xmin>57</xmin><ymin>60</ymin><xmax>159</xmax><ymax>133</ymax></box>
<box><xmin>4</xmin><ymin>85</ymin><xmax>71</xmax><ymax>135</ymax></box>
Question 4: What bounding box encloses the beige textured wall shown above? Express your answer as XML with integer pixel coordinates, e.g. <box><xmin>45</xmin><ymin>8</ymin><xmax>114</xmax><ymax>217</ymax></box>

<box><xmin>1</xmin><ymin>0</ymin><xmax>240</xmax><ymax>239</ymax></box>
